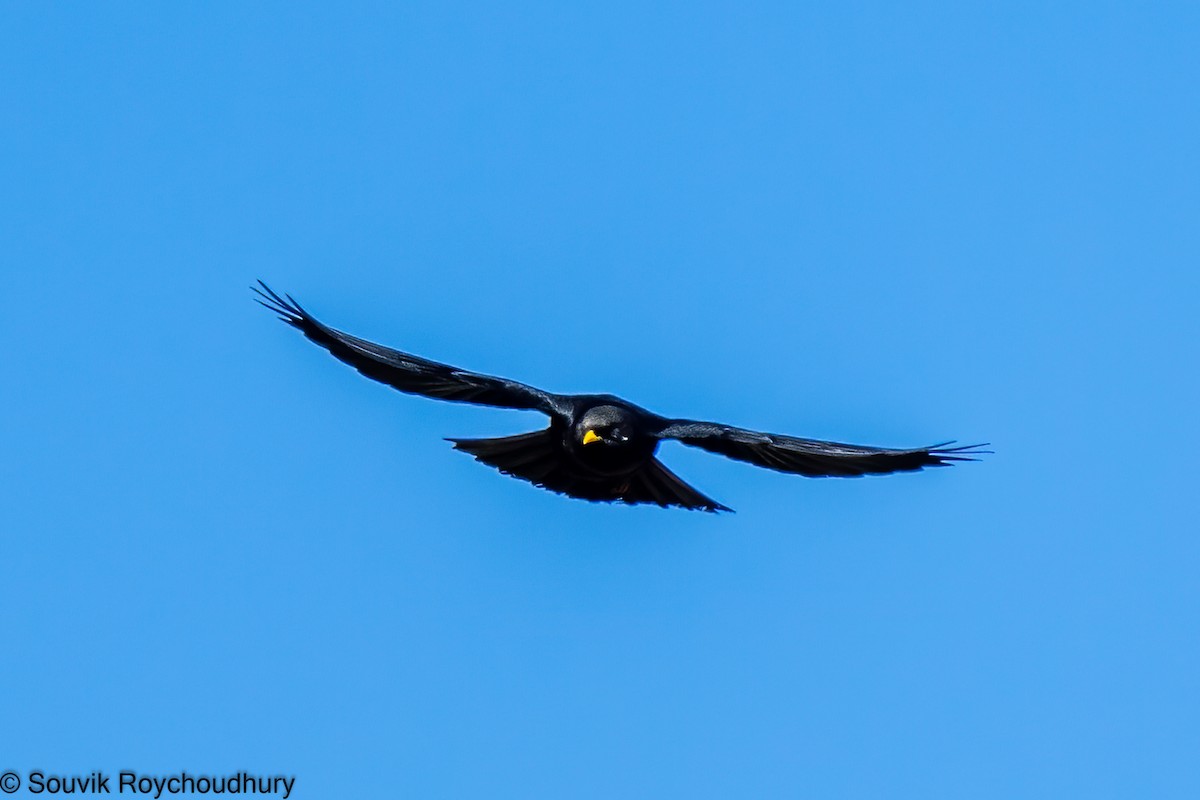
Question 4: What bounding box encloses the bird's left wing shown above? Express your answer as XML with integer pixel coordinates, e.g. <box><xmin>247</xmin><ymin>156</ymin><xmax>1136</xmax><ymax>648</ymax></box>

<box><xmin>254</xmin><ymin>282</ymin><xmax>568</xmax><ymax>416</ymax></box>
<box><xmin>654</xmin><ymin>419</ymin><xmax>988</xmax><ymax>477</ymax></box>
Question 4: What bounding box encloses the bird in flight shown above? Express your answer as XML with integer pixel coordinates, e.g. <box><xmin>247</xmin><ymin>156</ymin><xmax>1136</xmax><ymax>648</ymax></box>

<box><xmin>254</xmin><ymin>282</ymin><xmax>986</xmax><ymax>512</ymax></box>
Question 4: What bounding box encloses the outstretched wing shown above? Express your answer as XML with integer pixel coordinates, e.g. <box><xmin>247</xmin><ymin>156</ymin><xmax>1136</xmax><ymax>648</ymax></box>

<box><xmin>655</xmin><ymin>419</ymin><xmax>989</xmax><ymax>477</ymax></box>
<box><xmin>254</xmin><ymin>281</ymin><xmax>567</xmax><ymax>416</ymax></box>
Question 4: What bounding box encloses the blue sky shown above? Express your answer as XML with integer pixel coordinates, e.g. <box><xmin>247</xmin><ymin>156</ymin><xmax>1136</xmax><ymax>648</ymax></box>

<box><xmin>2</xmin><ymin>2</ymin><xmax>1198</xmax><ymax>797</ymax></box>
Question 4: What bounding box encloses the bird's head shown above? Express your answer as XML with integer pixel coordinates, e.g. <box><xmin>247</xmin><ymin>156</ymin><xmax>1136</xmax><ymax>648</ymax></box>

<box><xmin>577</xmin><ymin>405</ymin><xmax>634</xmax><ymax>448</ymax></box>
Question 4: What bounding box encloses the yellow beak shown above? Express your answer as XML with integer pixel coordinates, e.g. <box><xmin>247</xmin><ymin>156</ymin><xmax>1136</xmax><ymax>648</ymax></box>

<box><xmin>582</xmin><ymin>429</ymin><xmax>601</xmax><ymax>446</ymax></box>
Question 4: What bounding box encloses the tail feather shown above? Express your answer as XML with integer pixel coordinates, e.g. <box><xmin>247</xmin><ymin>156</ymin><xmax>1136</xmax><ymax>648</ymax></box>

<box><xmin>447</xmin><ymin>429</ymin><xmax>559</xmax><ymax>477</ymax></box>
<box><xmin>626</xmin><ymin>458</ymin><xmax>732</xmax><ymax>513</ymax></box>
<box><xmin>448</xmin><ymin>430</ymin><xmax>730</xmax><ymax>512</ymax></box>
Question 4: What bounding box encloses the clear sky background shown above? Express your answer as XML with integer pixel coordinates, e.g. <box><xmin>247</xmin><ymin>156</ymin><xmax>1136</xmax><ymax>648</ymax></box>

<box><xmin>3</xmin><ymin>3</ymin><xmax>1198</xmax><ymax>798</ymax></box>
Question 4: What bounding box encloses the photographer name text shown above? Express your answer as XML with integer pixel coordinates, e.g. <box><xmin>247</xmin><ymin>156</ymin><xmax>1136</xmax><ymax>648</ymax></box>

<box><xmin>2</xmin><ymin>771</ymin><xmax>294</xmax><ymax>799</ymax></box>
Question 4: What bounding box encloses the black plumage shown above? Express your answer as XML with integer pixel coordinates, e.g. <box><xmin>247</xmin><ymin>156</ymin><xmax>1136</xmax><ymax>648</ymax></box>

<box><xmin>254</xmin><ymin>282</ymin><xmax>987</xmax><ymax>512</ymax></box>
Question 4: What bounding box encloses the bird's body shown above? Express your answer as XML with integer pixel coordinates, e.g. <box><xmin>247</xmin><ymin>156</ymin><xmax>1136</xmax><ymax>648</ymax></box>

<box><xmin>254</xmin><ymin>282</ymin><xmax>986</xmax><ymax>512</ymax></box>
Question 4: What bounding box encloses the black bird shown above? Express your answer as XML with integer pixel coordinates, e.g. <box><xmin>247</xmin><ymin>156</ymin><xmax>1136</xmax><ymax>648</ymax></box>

<box><xmin>254</xmin><ymin>282</ymin><xmax>986</xmax><ymax>512</ymax></box>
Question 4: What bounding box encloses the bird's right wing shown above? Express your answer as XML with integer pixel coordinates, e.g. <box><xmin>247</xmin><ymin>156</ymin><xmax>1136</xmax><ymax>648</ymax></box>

<box><xmin>254</xmin><ymin>282</ymin><xmax>568</xmax><ymax>416</ymax></box>
<box><xmin>655</xmin><ymin>419</ymin><xmax>988</xmax><ymax>477</ymax></box>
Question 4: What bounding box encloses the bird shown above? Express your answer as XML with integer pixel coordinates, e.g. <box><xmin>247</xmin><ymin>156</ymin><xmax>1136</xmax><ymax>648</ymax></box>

<box><xmin>253</xmin><ymin>281</ymin><xmax>987</xmax><ymax>513</ymax></box>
